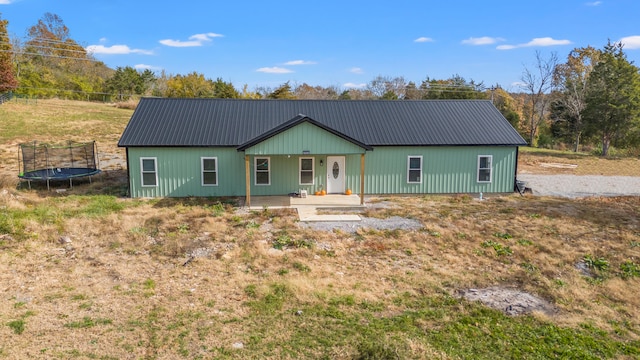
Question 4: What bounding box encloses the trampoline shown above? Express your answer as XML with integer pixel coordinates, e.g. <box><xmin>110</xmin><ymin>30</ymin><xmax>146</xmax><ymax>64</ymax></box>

<box><xmin>18</xmin><ymin>141</ymin><xmax>102</xmax><ymax>190</ymax></box>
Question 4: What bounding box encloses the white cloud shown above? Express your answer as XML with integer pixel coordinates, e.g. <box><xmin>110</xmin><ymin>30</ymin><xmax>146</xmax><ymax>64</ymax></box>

<box><xmin>256</xmin><ymin>67</ymin><xmax>293</xmax><ymax>74</ymax></box>
<box><xmin>284</xmin><ymin>60</ymin><xmax>317</xmax><ymax>65</ymax></box>
<box><xmin>585</xmin><ymin>1</ymin><xmax>602</xmax><ymax>6</ymax></box>
<box><xmin>86</xmin><ymin>44</ymin><xmax>153</xmax><ymax>55</ymax></box>
<box><xmin>0</xmin><ymin>0</ymin><xmax>13</xmax><ymax>4</ymax></box>
<box><xmin>462</xmin><ymin>36</ymin><xmax>504</xmax><ymax>45</ymax></box>
<box><xmin>414</xmin><ymin>37</ymin><xmax>434</xmax><ymax>43</ymax></box>
<box><xmin>343</xmin><ymin>82</ymin><xmax>366</xmax><ymax>88</ymax></box>
<box><xmin>134</xmin><ymin>64</ymin><xmax>162</xmax><ymax>71</ymax></box>
<box><xmin>497</xmin><ymin>37</ymin><xmax>571</xmax><ymax>50</ymax></box>
<box><xmin>350</xmin><ymin>67</ymin><xmax>363</xmax><ymax>74</ymax></box>
<box><xmin>619</xmin><ymin>35</ymin><xmax>640</xmax><ymax>49</ymax></box>
<box><xmin>159</xmin><ymin>32</ymin><xmax>223</xmax><ymax>47</ymax></box>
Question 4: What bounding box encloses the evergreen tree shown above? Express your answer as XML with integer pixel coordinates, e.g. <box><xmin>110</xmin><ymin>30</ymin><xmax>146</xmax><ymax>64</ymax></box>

<box><xmin>583</xmin><ymin>41</ymin><xmax>640</xmax><ymax>156</ymax></box>
<box><xmin>267</xmin><ymin>81</ymin><xmax>295</xmax><ymax>99</ymax></box>
<box><xmin>212</xmin><ymin>77</ymin><xmax>239</xmax><ymax>98</ymax></box>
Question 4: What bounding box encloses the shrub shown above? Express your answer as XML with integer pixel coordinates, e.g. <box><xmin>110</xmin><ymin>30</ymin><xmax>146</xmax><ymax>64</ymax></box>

<box><xmin>583</xmin><ymin>254</ymin><xmax>609</xmax><ymax>272</ymax></box>
<box><xmin>620</xmin><ymin>261</ymin><xmax>640</xmax><ymax>279</ymax></box>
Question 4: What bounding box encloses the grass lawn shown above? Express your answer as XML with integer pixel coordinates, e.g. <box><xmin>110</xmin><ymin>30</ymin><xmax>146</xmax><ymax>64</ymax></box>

<box><xmin>0</xmin><ymin>99</ymin><xmax>639</xmax><ymax>359</ymax></box>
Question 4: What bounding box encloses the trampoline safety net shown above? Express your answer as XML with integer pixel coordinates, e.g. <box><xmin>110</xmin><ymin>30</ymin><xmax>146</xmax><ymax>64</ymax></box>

<box><xmin>19</xmin><ymin>141</ymin><xmax>99</xmax><ymax>179</ymax></box>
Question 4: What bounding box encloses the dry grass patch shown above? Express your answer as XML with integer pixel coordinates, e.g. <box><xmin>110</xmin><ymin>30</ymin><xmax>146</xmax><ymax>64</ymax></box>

<box><xmin>518</xmin><ymin>147</ymin><xmax>640</xmax><ymax>176</ymax></box>
<box><xmin>1</xmin><ymin>188</ymin><xmax>640</xmax><ymax>358</ymax></box>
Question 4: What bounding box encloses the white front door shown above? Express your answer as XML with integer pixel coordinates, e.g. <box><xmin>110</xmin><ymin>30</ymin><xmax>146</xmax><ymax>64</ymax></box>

<box><xmin>326</xmin><ymin>156</ymin><xmax>345</xmax><ymax>194</ymax></box>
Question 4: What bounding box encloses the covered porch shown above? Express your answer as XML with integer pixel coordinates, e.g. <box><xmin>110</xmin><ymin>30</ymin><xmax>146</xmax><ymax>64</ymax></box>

<box><xmin>237</xmin><ymin>115</ymin><xmax>372</xmax><ymax>208</ymax></box>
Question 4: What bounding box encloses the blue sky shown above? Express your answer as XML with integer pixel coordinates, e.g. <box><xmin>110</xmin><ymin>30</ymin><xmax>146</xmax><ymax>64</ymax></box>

<box><xmin>2</xmin><ymin>0</ymin><xmax>639</xmax><ymax>92</ymax></box>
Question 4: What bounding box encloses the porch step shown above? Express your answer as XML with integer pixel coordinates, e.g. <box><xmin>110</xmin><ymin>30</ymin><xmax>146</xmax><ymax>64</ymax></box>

<box><xmin>295</xmin><ymin>206</ymin><xmax>361</xmax><ymax>222</ymax></box>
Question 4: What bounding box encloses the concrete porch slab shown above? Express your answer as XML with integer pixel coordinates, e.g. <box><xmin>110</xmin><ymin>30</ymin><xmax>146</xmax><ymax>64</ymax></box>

<box><xmin>247</xmin><ymin>194</ymin><xmax>363</xmax><ymax>209</ymax></box>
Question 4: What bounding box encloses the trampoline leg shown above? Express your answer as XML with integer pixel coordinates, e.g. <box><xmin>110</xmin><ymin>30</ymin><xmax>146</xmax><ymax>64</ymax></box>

<box><xmin>47</xmin><ymin>179</ymin><xmax>50</xmax><ymax>191</ymax></box>
<box><xmin>70</xmin><ymin>178</ymin><xmax>73</xmax><ymax>189</ymax></box>
<box><xmin>28</xmin><ymin>180</ymin><xmax>31</xmax><ymax>190</ymax></box>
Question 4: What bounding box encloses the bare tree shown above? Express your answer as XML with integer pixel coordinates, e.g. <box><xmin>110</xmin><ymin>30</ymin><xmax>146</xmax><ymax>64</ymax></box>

<box><xmin>521</xmin><ymin>51</ymin><xmax>558</xmax><ymax>146</ymax></box>
<box><xmin>366</xmin><ymin>75</ymin><xmax>407</xmax><ymax>99</ymax></box>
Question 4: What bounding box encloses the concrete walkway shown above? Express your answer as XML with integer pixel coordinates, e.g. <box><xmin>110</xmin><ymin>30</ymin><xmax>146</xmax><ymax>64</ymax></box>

<box><xmin>295</xmin><ymin>206</ymin><xmax>361</xmax><ymax>222</ymax></box>
<box><xmin>245</xmin><ymin>195</ymin><xmax>363</xmax><ymax>222</ymax></box>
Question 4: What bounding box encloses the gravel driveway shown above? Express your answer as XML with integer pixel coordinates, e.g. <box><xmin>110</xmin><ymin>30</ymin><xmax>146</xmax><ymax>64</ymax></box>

<box><xmin>517</xmin><ymin>174</ymin><xmax>640</xmax><ymax>198</ymax></box>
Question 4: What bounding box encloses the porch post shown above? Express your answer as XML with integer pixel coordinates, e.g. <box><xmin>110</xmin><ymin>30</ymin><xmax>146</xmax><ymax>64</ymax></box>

<box><xmin>360</xmin><ymin>153</ymin><xmax>365</xmax><ymax>205</ymax></box>
<box><xmin>245</xmin><ymin>155</ymin><xmax>251</xmax><ymax>207</ymax></box>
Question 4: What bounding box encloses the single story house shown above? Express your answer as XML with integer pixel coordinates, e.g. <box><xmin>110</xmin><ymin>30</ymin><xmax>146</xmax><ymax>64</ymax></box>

<box><xmin>118</xmin><ymin>98</ymin><xmax>527</xmax><ymax>205</ymax></box>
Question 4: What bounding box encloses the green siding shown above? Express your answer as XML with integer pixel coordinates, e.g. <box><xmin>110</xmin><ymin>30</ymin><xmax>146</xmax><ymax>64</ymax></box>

<box><xmin>128</xmin><ymin>147</ymin><xmax>246</xmax><ymax>197</ymax></box>
<box><xmin>126</xmin><ymin>146</ymin><xmax>518</xmax><ymax>198</ymax></box>
<box><xmin>245</xmin><ymin>122</ymin><xmax>365</xmax><ymax>155</ymax></box>
<box><xmin>360</xmin><ymin>146</ymin><xmax>517</xmax><ymax>194</ymax></box>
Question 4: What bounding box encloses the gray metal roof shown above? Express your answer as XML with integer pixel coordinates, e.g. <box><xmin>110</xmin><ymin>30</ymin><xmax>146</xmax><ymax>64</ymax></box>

<box><xmin>117</xmin><ymin>98</ymin><xmax>527</xmax><ymax>148</ymax></box>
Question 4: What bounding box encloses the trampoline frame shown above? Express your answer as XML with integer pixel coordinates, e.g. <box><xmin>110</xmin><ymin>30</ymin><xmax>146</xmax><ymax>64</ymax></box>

<box><xmin>18</xmin><ymin>141</ymin><xmax>102</xmax><ymax>191</ymax></box>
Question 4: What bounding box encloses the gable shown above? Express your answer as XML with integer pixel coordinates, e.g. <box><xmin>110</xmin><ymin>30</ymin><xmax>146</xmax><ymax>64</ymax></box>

<box><xmin>242</xmin><ymin>121</ymin><xmax>367</xmax><ymax>155</ymax></box>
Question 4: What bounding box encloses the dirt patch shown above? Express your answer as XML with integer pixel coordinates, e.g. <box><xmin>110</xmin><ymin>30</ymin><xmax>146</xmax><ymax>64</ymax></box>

<box><xmin>458</xmin><ymin>287</ymin><xmax>557</xmax><ymax>316</ymax></box>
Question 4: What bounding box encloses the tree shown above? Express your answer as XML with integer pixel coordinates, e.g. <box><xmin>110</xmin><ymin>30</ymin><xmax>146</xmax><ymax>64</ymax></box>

<box><xmin>553</xmin><ymin>46</ymin><xmax>600</xmax><ymax>151</ymax></box>
<box><xmin>367</xmin><ymin>75</ymin><xmax>406</xmax><ymax>99</ymax></box>
<box><xmin>165</xmin><ymin>72</ymin><xmax>213</xmax><ymax>98</ymax></box>
<box><xmin>419</xmin><ymin>75</ymin><xmax>486</xmax><ymax>100</ymax></box>
<box><xmin>212</xmin><ymin>78</ymin><xmax>239</xmax><ymax>98</ymax></box>
<box><xmin>25</xmin><ymin>13</ymin><xmax>86</xmax><ymax>60</ymax></box>
<box><xmin>16</xmin><ymin>13</ymin><xmax>110</xmax><ymax>99</ymax></box>
<box><xmin>492</xmin><ymin>87</ymin><xmax>523</xmax><ymax>134</ymax></box>
<box><xmin>106</xmin><ymin>66</ymin><xmax>148</xmax><ymax>100</ymax></box>
<box><xmin>293</xmin><ymin>83</ymin><xmax>339</xmax><ymax>99</ymax></box>
<box><xmin>0</xmin><ymin>14</ymin><xmax>18</xmax><ymax>92</ymax></box>
<box><xmin>521</xmin><ymin>51</ymin><xmax>558</xmax><ymax>146</ymax></box>
<box><xmin>267</xmin><ymin>82</ymin><xmax>295</xmax><ymax>99</ymax></box>
<box><xmin>404</xmin><ymin>81</ymin><xmax>421</xmax><ymax>100</ymax></box>
<box><xmin>583</xmin><ymin>41</ymin><xmax>640</xmax><ymax>156</ymax></box>
<box><xmin>240</xmin><ymin>84</ymin><xmax>262</xmax><ymax>99</ymax></box>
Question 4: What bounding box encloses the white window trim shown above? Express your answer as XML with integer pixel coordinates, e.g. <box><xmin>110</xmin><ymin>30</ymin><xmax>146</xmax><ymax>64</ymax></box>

<box><xmin>255</xmin><ymin>157</ymin><xmax>270</xmax><ymax>186</ymax></box>
<box><xmin>407</xmin><ymin>155</ymin><xmax>422</xmax><ymax>184</ymax></box>
<box><xmin>201</xmin><ymin>157</ymin><xmax>218</xmax><ymax>187</ymax></box>
<box><xmin>140</xmin><ymin>157</ymin><xmax>158</xmax><ymax>187</ymax></box>
<box><xmin>477</xmin><ymin>155</ymin><xmax>493</xmax><ymax>183</ymax></box>
<box><xmin>299</xmin><ymin>157</ymin><xmax>315</xmax><ymax>185</ymax></box>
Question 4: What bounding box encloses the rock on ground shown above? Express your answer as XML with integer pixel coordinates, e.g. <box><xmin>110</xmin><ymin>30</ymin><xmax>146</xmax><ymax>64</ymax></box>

<box><xmin>458</xmin><ymin>287</ymin><xmax>557</xmax><ymax>316</ymax></box>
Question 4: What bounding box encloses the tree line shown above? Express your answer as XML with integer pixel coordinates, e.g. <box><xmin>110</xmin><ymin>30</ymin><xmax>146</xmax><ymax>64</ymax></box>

<box><xmin>1</xmin><ymin>13</ymin><xmax>639</xmax><ymax>156</ymax></box>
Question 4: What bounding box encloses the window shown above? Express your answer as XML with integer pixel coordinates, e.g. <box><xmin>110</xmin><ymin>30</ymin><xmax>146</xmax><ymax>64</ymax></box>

<box><xmin>477</xmin><ymin>155</ymin><xmax>492</xmax><ymax>183</ymax></box>
<box><xmin>201</xmin><ymin>157</ymin><xmax>218</xmax><ymax>186</ymax></box>
<box><xmin>299</xmin><ymin>157</ymin><xmax>314</xmax><ymax>185</ymax></box>
<box><xmin>407</xmin><ymin>156</ymin><xmax>422</xmax><ymax>183</ymax></box>
<box><xmin>140</xmin><ymin>157</ymin><xmax>158</xmax><ymax>187</ymax></box>
<box><xmin>255</xmin><ymin>157</ymin><xmax>270</xmax><ymax>185</ymax></box>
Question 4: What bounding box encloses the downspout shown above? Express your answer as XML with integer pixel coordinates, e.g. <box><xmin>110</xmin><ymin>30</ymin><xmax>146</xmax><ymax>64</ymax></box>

<box><xmin>514</xmin><ymin>146</ymin><xmax>521</xmax><ymax>195</ymax></box>
<box><xmin>360</xmin><ymin>153</ymin><xmax>365</xmax><ymax>205</ymax></box>
<box><xmin>245</xmin><ymin>154</ymin><xmax>251</xmax><ymax>207</ymax></box>
<box><xmin>125</xmin><ymin>148</ymin><xmax>131</xmax><ymax>197</ymax></box>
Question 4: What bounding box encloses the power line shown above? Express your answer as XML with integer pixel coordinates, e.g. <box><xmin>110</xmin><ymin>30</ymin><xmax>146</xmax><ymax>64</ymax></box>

<box><xmin>0</xmin><ymin>49</ymin><xmax>99</xmax><ymax>62</ymax></box>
